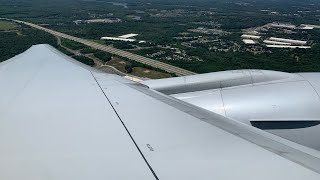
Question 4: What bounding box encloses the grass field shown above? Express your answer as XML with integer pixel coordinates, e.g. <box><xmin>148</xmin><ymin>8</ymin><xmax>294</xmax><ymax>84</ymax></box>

<box><xmin>0</xmin><ymin>21</ymin><xmax>18</xmax><ymax>31</ymax></box>
<box><xmin>131</xmin><ymin>67</ymin><xmax>172</xmax><ymax>79</ymax></box>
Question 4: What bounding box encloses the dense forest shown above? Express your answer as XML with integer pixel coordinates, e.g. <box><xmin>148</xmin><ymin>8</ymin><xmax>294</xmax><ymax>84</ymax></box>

<box><xmin>0</xmin><ymin>25</ymin><xmax>57</xmax><ymax>62</ymax></box>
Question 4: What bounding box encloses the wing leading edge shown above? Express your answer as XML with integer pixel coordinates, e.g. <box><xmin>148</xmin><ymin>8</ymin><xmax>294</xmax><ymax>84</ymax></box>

<box><xmin>0</xmin><ymin>44</ymin><xmax>320</xmax><ymax>180</ymax></box>
<box><xmin>0</xmin><ymin>45</ymin><xmax>156</xmax><ymax>180</ymax></box>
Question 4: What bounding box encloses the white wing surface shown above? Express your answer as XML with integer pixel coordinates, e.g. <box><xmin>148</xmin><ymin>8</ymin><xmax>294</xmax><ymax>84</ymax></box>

<box><xmin>0</xmin><ymin>44</ymin><xmax>320</xmax><ymax>180</ymax></box>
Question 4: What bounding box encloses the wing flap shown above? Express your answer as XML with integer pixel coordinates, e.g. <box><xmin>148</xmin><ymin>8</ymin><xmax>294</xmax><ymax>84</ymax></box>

<box><xmin>93</xmin><ymin>72</ymin><xmax>320</xmax><ymax>180</ymax></box>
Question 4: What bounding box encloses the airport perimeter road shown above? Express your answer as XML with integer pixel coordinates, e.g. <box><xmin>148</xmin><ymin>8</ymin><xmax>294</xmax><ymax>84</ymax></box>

<box><xmin>12</xmin><ymin>19</ymin><xmax>197</xmax><ymax>76</ymax></box>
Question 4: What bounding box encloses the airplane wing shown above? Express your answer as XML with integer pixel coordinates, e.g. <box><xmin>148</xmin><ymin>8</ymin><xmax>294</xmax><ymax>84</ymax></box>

<box><xmin>1</xmin><ymin>44</ymin><xmax>320</xmax><ymax>180</ymax></box>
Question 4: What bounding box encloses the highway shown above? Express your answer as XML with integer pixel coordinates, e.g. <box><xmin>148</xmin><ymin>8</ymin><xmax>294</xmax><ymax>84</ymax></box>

<box><xmin>11</xmin><ymin>19</ymin><xmax>197</xmax><ymax>76</ymax></box>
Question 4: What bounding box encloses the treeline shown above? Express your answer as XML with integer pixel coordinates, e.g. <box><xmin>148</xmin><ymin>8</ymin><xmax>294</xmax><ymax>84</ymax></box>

<box><xmin>93</xmin><ymin>51</ymin><xmax>112</xmax><ymax>62</ymax></box>
<box><xmin>73</xmin><ymin>56</ymin><xmax>95</xmax><ymax>66</ymax></box>
<box><xmin>61</xmin><ymin>38</ymin><xmax>86</xmax><ymax>50</ymax></box>
<box><xmin>57</xmin><ymin>46</ymin><xmax>74</xmax><ymax>56</ymax></box>
<box><xmin>80</xmin><ymin>48</ymin><xmax>97</xmax><ymax>54</ymax></box>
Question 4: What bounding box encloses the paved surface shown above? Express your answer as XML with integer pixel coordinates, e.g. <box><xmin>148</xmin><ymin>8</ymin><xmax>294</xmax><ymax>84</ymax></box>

<box><xmin>11</xmin><ymin>19</ymin><xmax>197</xmax><ymax>76</ymax></box>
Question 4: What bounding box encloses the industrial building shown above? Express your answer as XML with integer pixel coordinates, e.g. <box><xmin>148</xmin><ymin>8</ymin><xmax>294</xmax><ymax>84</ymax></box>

<box><xmin>73</xmin><ymin>18</ymin><xmax>122</xmax><ymax>24</ymax></box>
<box><xmin>118</xmin><ymin>34</ymin><xmax>139</xmax><ymax>39</ymax></box>
<box><xmin>241</xmin><ymin>34</ymin><xmax>261</xmax><ymax>40</ymax></box>
<box><xmin>101</xmin><ymin>37</ymin><xmax>136</xmax><ymax>42</ymax></box>
<box><xmin>101</xmin><ymin>33</ymin><xmax>146</xmax><ymax>43</ymax></box>
<box><xmin>242</xmin><ymin>39</ymin><xmax>256</xmax><ymax>44</ymax></box>
<box><xmin>301</xmin><ymin>24</ymin><xmax>320</xmax><ymax>29</ymax></box>
<box><xmin>270</xmin><ymin>23</ymin><xmax>296</xmax><ymax>29</ymax></box>
<box><xmin>266</xmin><ymin>45</ymin><xmax>311</xmax><ymax>49</ymax></box>
<box><xmin>269</xmin><ymin>37</ymin><xmax>307</xmax><ymax>45</ymax></box>
<box><xmin>263</xmin><ymin>40</ymin><xmax>291</xmax><ymax>45</ymax></box>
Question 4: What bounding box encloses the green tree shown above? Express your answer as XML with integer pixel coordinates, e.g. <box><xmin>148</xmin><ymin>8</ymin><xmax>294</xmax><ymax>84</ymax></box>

<box><xmin>125</xmin><ymin>64</ymin><xmax>133</xmax><ymax>73</ymax></box>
